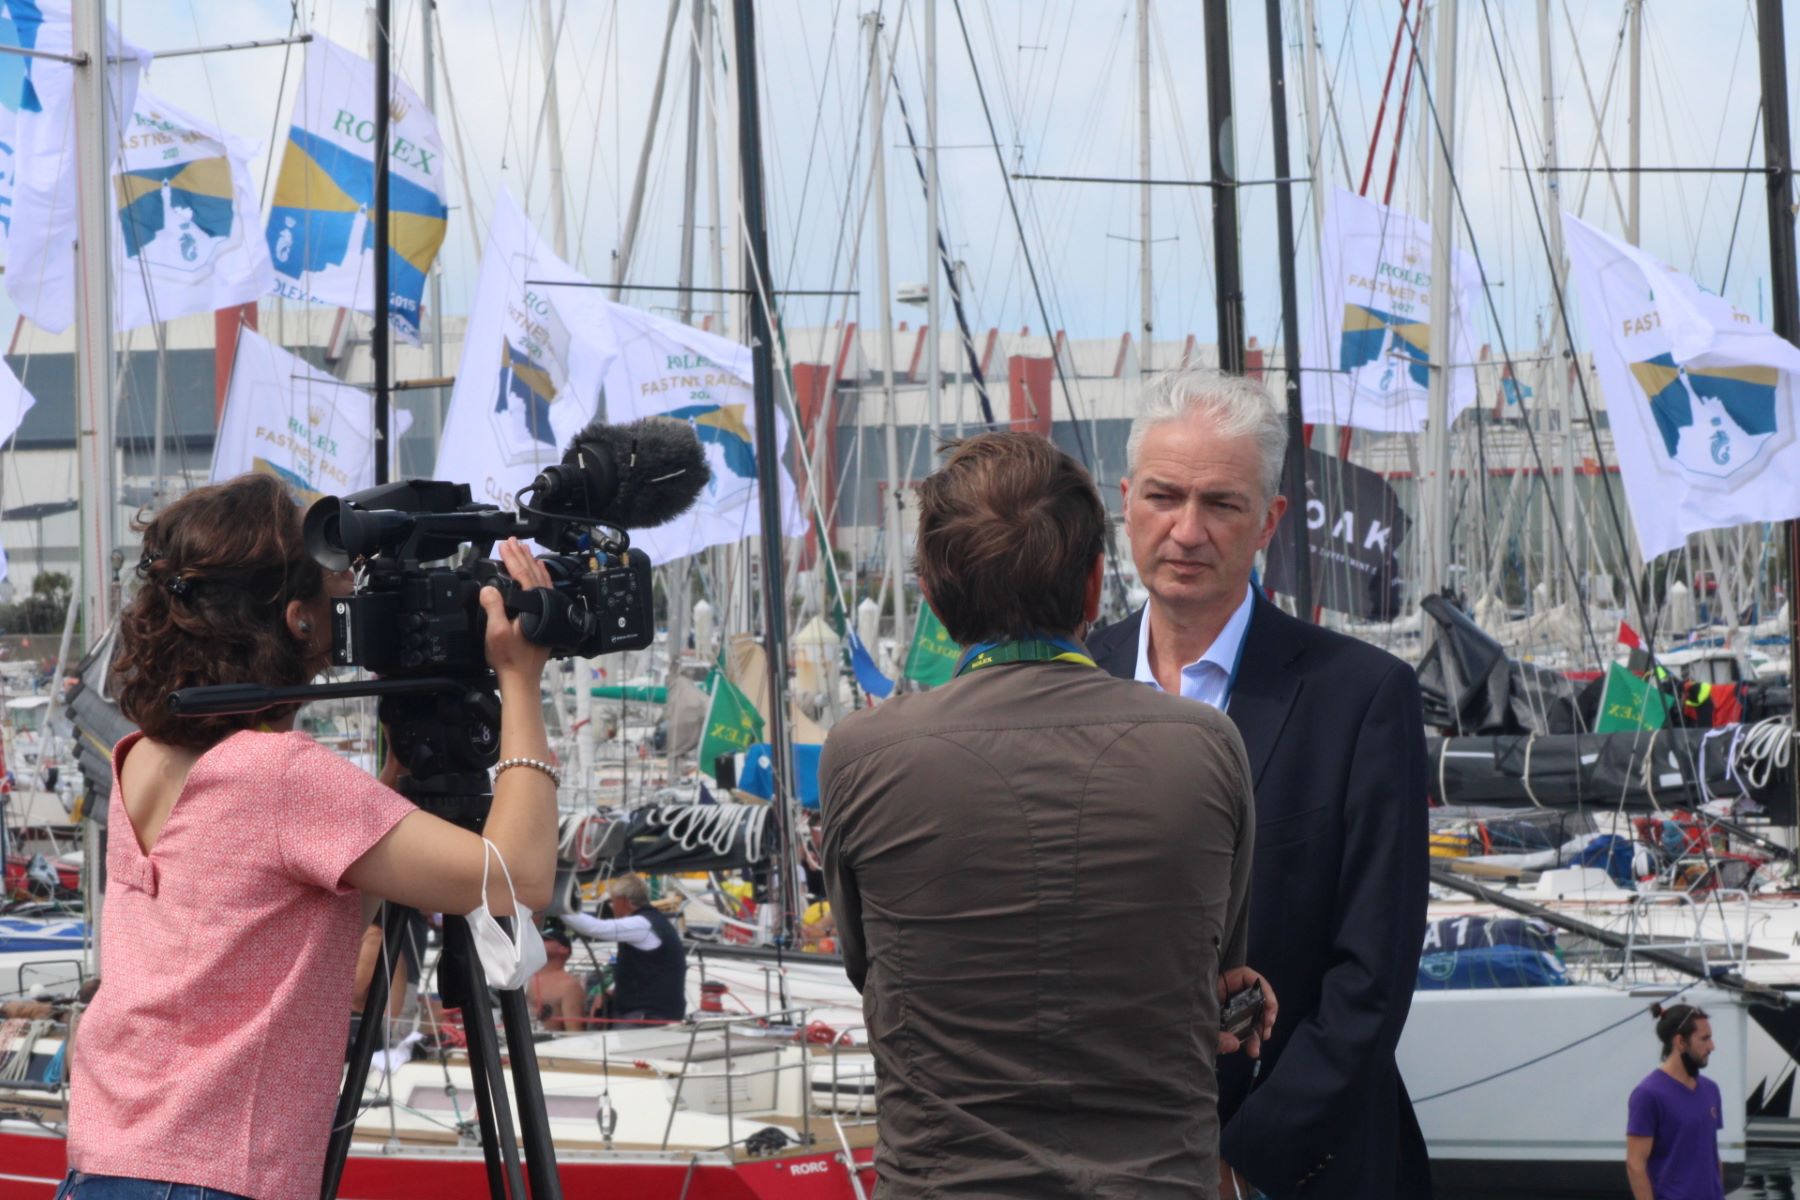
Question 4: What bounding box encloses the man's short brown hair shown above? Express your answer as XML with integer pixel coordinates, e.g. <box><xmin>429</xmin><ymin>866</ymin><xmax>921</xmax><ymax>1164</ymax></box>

<box><xmin>913</xmin><ymin>432</ymin><xmax>1107</xmax><ymax>645</ymax></box>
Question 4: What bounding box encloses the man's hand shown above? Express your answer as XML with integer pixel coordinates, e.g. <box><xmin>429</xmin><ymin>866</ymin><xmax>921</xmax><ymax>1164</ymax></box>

<box><xmin>1217</xmin><ymin>966</ymin><xmax>1278</xmax><ymax>1058</ymax></box>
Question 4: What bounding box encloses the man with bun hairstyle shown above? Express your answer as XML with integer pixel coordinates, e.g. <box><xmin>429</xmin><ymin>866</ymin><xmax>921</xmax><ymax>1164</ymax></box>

<box><xmin>822</xmin><ymin>431</ymin><xmax>1271</xmax><ymax>1198</ymax></box>
<box><xmin>1626</xmin><ymin>1003</ymin><xmax>1726</xmax><ymax>1200</ymax></box>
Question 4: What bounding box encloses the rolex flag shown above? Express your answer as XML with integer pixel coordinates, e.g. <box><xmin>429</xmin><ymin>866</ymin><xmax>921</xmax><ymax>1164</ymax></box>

<box><xmin>698</xmin><ymin>668</ymin><xmax>765</xmax><ymax>776</ymax></box>
<box><xmin>265</xmin><ymin>37</ymin><xmax>448</xmax><ymax>343</ymax></box>
<box><xmin>213</xmin><ymin>327</ymin><xmax>404</xmax><ymax>503</ymax></box>
<box><xmin>115</xmin><ymin>91</ymin><xmax>273</xmax><ymax>331</ymax></box>
<box><xmin>1300</xmin><ymin>189</ymin><xmax>1484</xmax><ymax>433</ymax></box>
<box><xmin>1561</xmin><ymin>213</ymin><xmax>1800</xmax><ymax>560</ymax></box>
<box><xmin>435</xmin><ymin>189</ymin><xmax>611</xmax><ymax>513</ymax></box>
<box><xmin>902</xmin><ymin>604</ymin><xmax>959</xmax><ymax>688</ymax></box>
<box><xmin>2</xmin><ymin>0</ymin><xmax>147</xmax><ymax>332</ymax></box>
<box><xmin>596</xmin><ymin>300</ymin><xmax>805</xmax><ymax>562</ymax></box>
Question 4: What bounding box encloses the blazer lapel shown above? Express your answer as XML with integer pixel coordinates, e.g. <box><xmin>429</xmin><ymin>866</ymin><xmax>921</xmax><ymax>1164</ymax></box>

<box><xmin>1228</xmin><ymin>594</ymin><xmax>1304</xmax><ymax>787</ymax></box>
<box><xmin>1089</xmin><ymin>606</ymin><xmax>1143</xmax><ymax>680</ymax></box>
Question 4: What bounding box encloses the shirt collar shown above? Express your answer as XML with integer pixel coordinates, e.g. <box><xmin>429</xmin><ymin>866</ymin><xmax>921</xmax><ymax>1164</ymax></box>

<box><xmin>1134</xmin><ymin>582</ymin><xmax>1258</xmax><ymax>690</ymax></box>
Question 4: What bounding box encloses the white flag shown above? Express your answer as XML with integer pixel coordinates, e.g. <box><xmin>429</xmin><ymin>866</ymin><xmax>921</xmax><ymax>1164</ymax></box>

<box><xmin>3</xmin><ymin>1</ymin><xmax>147</xmax><ymax>332</ymax></box>
<box><xmin>114</xmin><ymin>92</ymin><xmax>272</xmax><ymax>331</ymax></box>
<box><xmin>213</xmin><ymin>327</ymin><xmax>404</xmax><ymax>502</ymax></box>
<box><xmin>596</xmin><ymin>301</ymin><xmax>805</xmax><ymax>562</ymax></box>
<box><xmin>1300</xmin><ymin>189</ymin><xmax>1484</xmax><ymax>433</ymax></box>
<box><xmin>436</xmin><ymin>189</ymin><xmax>612</xmax><ymax>511</ymax></box>
<box><xmin>1562</xmin><ymin>213</ymin><xmax>1800</xmax><ymax>560</ymax></box>
<box><xmin>0</xmin><ymin>354</ymin><xmax>37</xmax><ymax>581</ymax></box>
<box><xmin>264</xmin><ymin>37</ymin><xmax>448</xmax><ymax>344</ymax></box>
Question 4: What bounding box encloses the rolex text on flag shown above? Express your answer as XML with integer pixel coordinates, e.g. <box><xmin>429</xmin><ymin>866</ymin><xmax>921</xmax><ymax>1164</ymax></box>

<box><xmin>1561</xmin><ymin>213</ymin><xmax>1800</xmax><ymax>560</ymax></box>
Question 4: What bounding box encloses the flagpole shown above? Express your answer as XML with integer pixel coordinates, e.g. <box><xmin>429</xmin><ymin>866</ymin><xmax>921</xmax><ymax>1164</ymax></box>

<box><xmin>1753</xmin><ymin>0</ymin><xmax>1800</xmax><ymax>831</ymax></box>
<box><xmin>731</xmin><ymin>0</ymin><xmax>800</xmax><ymax>943</ymax></box>
<box><xmin>372</xmin><ymin>0</ymin><xmax>392</xmax><ymax>484</ymax></box>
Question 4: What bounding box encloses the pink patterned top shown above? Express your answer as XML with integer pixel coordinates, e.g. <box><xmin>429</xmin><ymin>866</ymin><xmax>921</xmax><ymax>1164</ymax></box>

<box><xmin>69</xmin><ymin>729</ymin><xmax>416</xmax><ymax>1200</ymax></box>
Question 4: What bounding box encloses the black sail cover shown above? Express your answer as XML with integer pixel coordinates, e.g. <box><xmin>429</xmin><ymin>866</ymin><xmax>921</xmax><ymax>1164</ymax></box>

<box><xmin>1266</xmin><ymin>447</ymin><xmax>1409</xmax><ymax>621</ymax></box>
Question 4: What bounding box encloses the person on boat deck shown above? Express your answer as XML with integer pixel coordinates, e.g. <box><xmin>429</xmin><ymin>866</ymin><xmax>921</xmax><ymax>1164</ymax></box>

<box><xmin>563</xmin><ymin>873</ymin><xmax>687</xmax><ymax>1025</ymax></box>
<box><xmin>528</xmin><ymin>920</ymin><xmax>588</xmax><ymax>1030</ymax></box>
<box><xmin>1626</xmin><ymin>1003</ymin><xmax>1726</xmax><ymax>1200</ymax></box>
<box><xmin>822</xmin><ymin>431</ymin><xmax>1273</xmax><ymax>1200</ymax></box>
<box><xmin>1086</xmin><ymin>368</ymin><xmax>1431</xmax><ymax>1200</ymax></box>
<box><xmin>59</xmin><ymin>474</ymin><xmax>560</xmax><ymax>1200</ymax></box>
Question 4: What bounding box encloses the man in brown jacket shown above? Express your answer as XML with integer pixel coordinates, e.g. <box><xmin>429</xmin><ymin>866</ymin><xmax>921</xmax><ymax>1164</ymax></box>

<box><xmin>821</xmin><ymin>432</ymin><xmax>1267</xmax><ymax>1198</ymax></box>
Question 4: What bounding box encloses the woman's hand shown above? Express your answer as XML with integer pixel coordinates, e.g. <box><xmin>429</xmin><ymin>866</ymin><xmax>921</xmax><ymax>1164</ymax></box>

<box><xmin>480</xmin><ymin>538</ymin><xmax>554</xmax><ymax>688</ymax></box>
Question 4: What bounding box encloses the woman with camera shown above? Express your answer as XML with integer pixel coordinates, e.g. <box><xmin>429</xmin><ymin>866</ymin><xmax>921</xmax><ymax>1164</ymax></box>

<box><xmin>57</xmin><ymin>473</ymin><xmax>561</xmax><ymax>1200</ymax></box>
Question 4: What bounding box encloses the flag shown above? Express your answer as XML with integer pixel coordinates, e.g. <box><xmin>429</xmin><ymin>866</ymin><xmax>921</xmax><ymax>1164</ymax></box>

<box><xmin>1265</xmin><ymin>446</ymin><xmax>1410</xmax><ymax>621</ymax></box>
<box><xmin>1300</xmin><ymin>189</ymin><xmax>1484</xmax><ymax>433</ymax></box>
<box><xmin>1562</xmin><ymin>213</ymin><xmax>1800</xmax><ymax>560</ymax></box>
<box><xmin>0</xmin><ymin>355</ymin><xmax>37</xmax><ymax>580</ymax></box>
<box><xmin>1616</xmin><ymin>620</ymin><xmax>1649</xmax><ymax>673</ymax></box>
<box><xmin>848</xmin><ymin>631</ymin><xmax>894</xmax><ymax>700</ymax></box>
<box><xmin>902</xmin><ymin>604</ymin><xmax>960</xmax><ymax>687</ymax></box>
<box><xmin>436</xmin><ymin>189</ymin><xmax>610</xmax><ymax>512</ymax></box>
<box><xmin>1594</xmin><ymin>662</ymin><xmax>1670</xmax><ymax>734</ymax></box>
<box><xmin>698</xmin><ymin>668</ymin><xmax>765</xmax><ymax>775</ymax></box>
<box><xmin>3</xmin><ymin>1</ymin><xmax>148</xmax><ymax>332</ymax></box>
<box><xmin>213</xmin><ymin>327</ymin><xmax>407</xmax><ymax>503</ymax></box>
<box><xmin>597</xmin><ymin>299</ymin><xmax>805</xmax><ymax>562</ymax></box>
<box><xmin>114</xmin><ymin>91</ymin><xmax>272</xmax><ymax>331</ymax></box>
<box><xmin>264</xmin><ymin>37</ymin><xmax>448</xmax><ymax>344</ymax></box>
<box><xmin>1617</xmin><ymin>620</ymin><xmax>1642</xmax><ymax>650</ymax></box>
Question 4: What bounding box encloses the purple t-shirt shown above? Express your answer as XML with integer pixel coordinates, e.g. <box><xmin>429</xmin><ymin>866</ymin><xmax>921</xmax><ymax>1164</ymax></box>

<box><xmin>1627</xmin><ymin>1069</ymin><xmax>1725</xmax><ymax>1200</ymax></box>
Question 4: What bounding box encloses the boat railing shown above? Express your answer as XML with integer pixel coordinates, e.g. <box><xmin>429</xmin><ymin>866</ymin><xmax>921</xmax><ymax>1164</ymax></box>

<box><xmin>1616</xmin><ymin>888</ymin><xmax>1756</xmax><ymax>979</ymax></box>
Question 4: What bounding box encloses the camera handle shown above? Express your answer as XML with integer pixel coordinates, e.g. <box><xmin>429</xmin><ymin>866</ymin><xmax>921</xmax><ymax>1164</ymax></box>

<box><xmin>316</xmin><ymin>688</ymin><xmax>563</xmax><ymax>1200</ymax></box>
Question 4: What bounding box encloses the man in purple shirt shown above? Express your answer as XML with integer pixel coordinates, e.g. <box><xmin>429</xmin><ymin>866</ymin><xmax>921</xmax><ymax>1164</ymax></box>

<box><xmin>1626</xmin><ymin>1003</ymin><xmax>1725</xmax><ymax>1200</ymax></box>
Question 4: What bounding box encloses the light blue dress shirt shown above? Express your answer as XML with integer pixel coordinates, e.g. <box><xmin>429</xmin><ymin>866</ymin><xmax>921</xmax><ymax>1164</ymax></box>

<box><xmin>1132</xmin><ymin>583</ymin><xmax>1256</xmax><ymax>711</ymax></box>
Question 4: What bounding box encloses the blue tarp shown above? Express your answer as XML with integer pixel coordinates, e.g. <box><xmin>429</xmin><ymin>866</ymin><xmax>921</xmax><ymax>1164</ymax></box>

<box><xmin>1418</xmin><ymin>945</ymin><xmax>1570</xmax><ymax>990</ymax></box>
<box><xmin>737</xmin><ymin>742</ymin><xmax>824</xmax><ymax>811</ymax></box>
<box><xmin>1575</xmin><ymin>833</ymin><xmax>1638</xmax><ymax>888</ymax></box>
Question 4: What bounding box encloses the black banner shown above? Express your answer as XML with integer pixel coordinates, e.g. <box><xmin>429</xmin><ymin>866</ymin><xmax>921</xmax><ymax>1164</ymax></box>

<box><xmin>1267</xmin><ymin>447</ymin><xmax>1410</xmax><ymax>621</ymax></box>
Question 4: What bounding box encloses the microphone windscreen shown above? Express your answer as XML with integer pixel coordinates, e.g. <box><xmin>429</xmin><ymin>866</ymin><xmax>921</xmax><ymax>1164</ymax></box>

<box><xmin>568</xmin><ymin>416</ymin><xmax>712</xmax><ymax>528</ymax></box>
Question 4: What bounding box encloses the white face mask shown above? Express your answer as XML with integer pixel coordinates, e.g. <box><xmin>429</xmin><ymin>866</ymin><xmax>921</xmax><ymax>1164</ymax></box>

<box><xmin>466</xmin><ymin>838</ymin><xmax>546</xmax><ymax>992</ymax></box>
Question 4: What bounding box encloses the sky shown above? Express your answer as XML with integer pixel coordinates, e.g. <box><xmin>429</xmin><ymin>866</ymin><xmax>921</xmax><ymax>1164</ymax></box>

<box><xmin>88</xmin><ymin>0</ymin><xmax>1798</xmax><ymax>366</ymax></box>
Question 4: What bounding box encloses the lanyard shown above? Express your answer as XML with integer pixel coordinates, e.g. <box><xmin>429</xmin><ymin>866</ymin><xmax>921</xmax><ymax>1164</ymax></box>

<box><xmin>955</xmin><ymin>634</ymin><xmax>1098</xmax><ymax>677</ymax></box>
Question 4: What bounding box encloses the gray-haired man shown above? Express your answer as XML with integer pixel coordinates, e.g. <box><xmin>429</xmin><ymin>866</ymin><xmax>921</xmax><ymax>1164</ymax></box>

<box><xmin>1088</xmin><ymin>369</ymin><xmax>1432</xmax><ymax>1199</ymax></box>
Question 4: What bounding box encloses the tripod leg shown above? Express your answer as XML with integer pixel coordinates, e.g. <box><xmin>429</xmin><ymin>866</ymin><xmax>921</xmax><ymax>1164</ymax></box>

<box><xmin>321</xmin><ymin>905</ymin><xmax>409</xmax><ymax>1200</ymax></box>
<box><xmin>496</xmin><ymin>984</ymin><xmax>564</xmax><ymax>1200</ymax></box>
<box><xmin>446</xmin><ymin>915</ymin><xmax>529</xmax><ymax>1199</ymax></box>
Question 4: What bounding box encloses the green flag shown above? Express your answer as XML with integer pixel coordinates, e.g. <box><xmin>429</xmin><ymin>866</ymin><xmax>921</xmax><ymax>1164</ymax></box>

<box><xmin>699</xmin><ymin>669</ymin><xmax>766</xmax><ymax>771</ymax></box>
<box><xmin>903</xmin><ymin>604</ymin><xmax>961</xmax><ymax>687</ymax></box>
<box><xmin>1595</xmin><ymin>662</ymin><xmax>1670</xmax><ymax>733</ymax></box>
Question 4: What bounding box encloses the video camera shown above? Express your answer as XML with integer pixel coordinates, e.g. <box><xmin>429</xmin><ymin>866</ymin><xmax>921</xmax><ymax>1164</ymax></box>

<box><xmin>301</xmin><ymin>415</ymin><xmax>711</xmax><ymax>676</ymax></box>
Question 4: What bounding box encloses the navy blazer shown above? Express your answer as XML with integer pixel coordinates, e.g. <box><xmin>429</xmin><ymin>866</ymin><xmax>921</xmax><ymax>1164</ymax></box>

<box><xmin>1088</xmin><ymin>593</ymin><xmax>1432</xmax><ymax>1199</ymax></box>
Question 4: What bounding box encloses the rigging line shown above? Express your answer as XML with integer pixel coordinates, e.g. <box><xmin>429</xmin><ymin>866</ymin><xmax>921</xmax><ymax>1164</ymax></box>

<box><xmin>1463</xmin><ymin>1</ymin><xmax>1643</xmax><ymax>648</ymax></box>
<box><xmin>1318</xmin><ymin>0</ymin><xmax>1362</xmax><ymax>192</ymax></box>
<box><xmin>1686</xmin><ymin>1</ymin><xmax>1755</xmax><ymax>275</ymax></box>
<box><xmin>774</xmin><ymin>0</ymin><xmax>850</xmax><ymax>293</ymax></box>
<box><xmin>568</xmin><ymin>1</ymin><xmax>620</xmax><ymax>268</ymax></box>
<box><xmin>1560</xmin><ymin>0</ymin><xmax>1629</xmax><ymax>227</ymax></box>
<box><xmin>887</xmin><ymin>59</ymin><xmax>996</xmax><ymax>425</ymax></box>
<box><xmin>1639</xmin><ymin>7</ymin><xmax>1700</xmax><ymax>271</ymax></box>
<box><xmin>255</xmin><ymin>0</ymin><xmax>306</xmax><ymax>216</ymax></box>
<box><xmin>1359</xmin><ymin>0</ymin><xmax>1413</xmax><ymax>197</ymax></box>
<box><xmin>1400</xmin><ymin>1</ymin><xmax>1608</xmax><ymax>670</ymax></box>
<box><xmin>1717</xmin><ymin>105</ymin><xmax>1764</xmax><ymax>294</ymax></box>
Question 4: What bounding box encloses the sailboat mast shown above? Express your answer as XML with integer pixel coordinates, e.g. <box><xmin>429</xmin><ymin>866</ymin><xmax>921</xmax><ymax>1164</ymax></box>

<box><xmin>614</xmin><ymin>0</ymin><xmax>682</xmax><ymax>299</ymax></box>
<box><xmin>372</xmin><ymin>0</ymin><xmax>392</xmax><ymax>484</ymax></box>
<box><xmin>866</xmin><ymin>13</ymin><xmax>910</xmax><ymax>658</ymax></box>
<box><xmin>1262</xmin><ymin>0</ymin><xmax>1312</xmax><ymax>619</ymax></box>
<box><xmin>1138</xmin><ymin>0</ymin><xmax>1153</xmax><ymax>373</ymax></box>
<box><xmin>1752</xmin><ymin>0</ymin><xmax>1800</xmax><ymax>830</ymax></box>
<box><xmin>537</xmin><ymin>0</ymin><xmax>569</xmax><ymax>258</ymax></box>
<box><xmin>1422</xmin><ymin>0</ymin><xmax>1458</xmax><ymax>599</ymax></box>
<box><xmin>1203</xmin><ymin>0</ymin><xmax>1243</xmax><ymax>374</ymax></box>
<box><xmin>731</xmin><ymin>0</ymin><xmax>799</xmax><ymax>935</ymax></box>
<box><xmin>926</xmin><ymin>0</ymin><xmax>942</xmax><ymax>440</ymax></box>
<box><xmin>73</xmin><ymin>0</ymin><xmax>117</xmax><ymax>634</ymax></box>
<box><xmin>421</xmin><ymin>0</ymin><xmax>445</xmax><ymax>446</ymax></box>
<box><xmin>1538</xmin><ymin>0</ymin><xmax>1577</xmax><ymax>608</ymax></box>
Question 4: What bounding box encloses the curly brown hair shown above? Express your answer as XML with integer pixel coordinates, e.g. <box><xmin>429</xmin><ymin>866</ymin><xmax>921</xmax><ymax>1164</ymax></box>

<box><xmin>112</xmin><ymin>473</ymin><xmax>328</xmax><ymax>749</ymax></box>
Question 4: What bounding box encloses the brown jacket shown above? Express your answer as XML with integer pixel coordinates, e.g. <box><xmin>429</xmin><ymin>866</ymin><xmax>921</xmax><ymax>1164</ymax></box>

<box><xmin>821</xmin><ymin>658</ymin><xmax>1254</xmax><ymax>1198</ymax></box>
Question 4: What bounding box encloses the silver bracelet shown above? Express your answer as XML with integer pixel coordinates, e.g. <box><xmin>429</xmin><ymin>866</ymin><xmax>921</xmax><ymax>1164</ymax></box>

<box><xmin>494</xmin><ymin>756</ymin><xmax>563</xmax><ymax>788</ymax></box>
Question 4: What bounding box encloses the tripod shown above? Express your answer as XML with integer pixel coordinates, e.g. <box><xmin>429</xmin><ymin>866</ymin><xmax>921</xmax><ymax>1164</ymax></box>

<box><xmin>319</xmin><ymin>683</ymin><xmax>563</xmax><ymax>1200</ymax></box>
